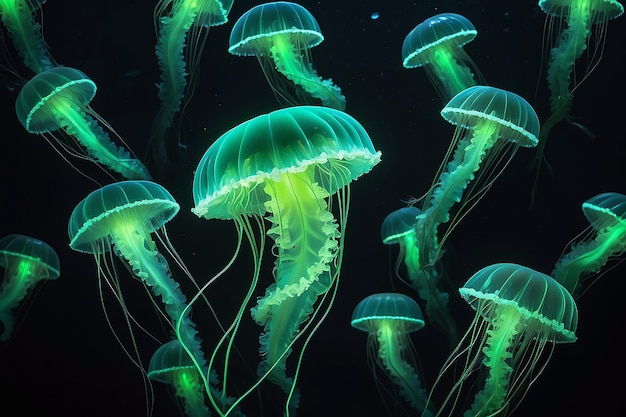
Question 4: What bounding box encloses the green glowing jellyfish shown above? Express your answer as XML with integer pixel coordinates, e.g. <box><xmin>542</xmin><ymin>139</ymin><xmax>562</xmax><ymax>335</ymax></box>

<box><xmin>414</xmin><ymin>85</ymin><xmax>539</xmax><ymax>284</ymax></box>
<box><xmin>0</xmin><ymin>0</ymin><xmax>55</xmax><ymax>75</ymax></box>
<box><xmin>228</xmin><ymin>1</ymin><xmax>346</xmax><ymax>110</ymax></box>
<box><xmin>552</xmin><ymin>192</ymin><xmax>626</xmax><ymax>296</ymax></box>
<box><xmin>192</xmin><ymin>105</ymin><xmax>380</xmax><ymax>413</ymax></box>
<box><xmin>0</xmin><ymin>233</ymin><xmax>59</xmax><ymax>341</ymax></box>
<box><xmin>68</xmin><ymin>180</ymin><xmax>208</xmax><ymax>381</ymax></box>
<box><xmin>148</xmin><ymin>339</ymin><xmax>211</xmax><ymax>417</ymax></box>
<box><xmin>148</xmin><ymin>0</ymin><xmax>234</xmax><ymax>172</ymax></box>
<box><xmin>402</xmin><ymin>13</ymin><xmax>482</xmax><ymax>101</ymax></box>
<box><xmin>381</xmin><ymin>207</ymin><xmax>459</xmax><ymax>346</ymax></box>
<box><xmin>351</xmin><ymin>292</ymin><xmax>434</xmax><ymax>416</ymax></box>
<box><xmin>433</xmin><ymin>263</ymin><xmax>577</xmax><ymax>417</ymax></box>
<box><xmin>15</xmin><ymin>66</ymin><xmax>152</xmax><ymax>180</ymax></box>
<box><xmin>531</xmin><ymin>0</ymin><xmax>623</xmax><ymax>203</ymax></box>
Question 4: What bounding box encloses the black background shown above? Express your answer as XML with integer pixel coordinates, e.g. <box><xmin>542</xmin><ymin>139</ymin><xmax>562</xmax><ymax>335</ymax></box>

<box><xmin>1</xmin><ymin>1</ymin><xmax>625</xmax><ymax>416</ymax></box>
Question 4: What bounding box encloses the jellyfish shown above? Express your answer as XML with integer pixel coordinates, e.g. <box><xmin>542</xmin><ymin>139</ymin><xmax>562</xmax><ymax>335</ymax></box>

<box><xmin>68</xmin><ymin>180</ymin><xmax>204</xmax><ymax>365</ymax></box>
<box><xmin>148</xmin><ymin>339</ymin><xmax>212</xmax><ymax>417</ymax></box>
<box><xmin>0</xmin><ymin>233</ymin><xmax>59</xmax><ymax>341</ymax></box>
<box><xmin>432</xmin><ymin>263</ymin><xmax>577</xmax><ymax>417</ymax></box>
<box><xmin>147</xmin><ymin>0</ymin><xmax>235</xmax><ymax>172</ymax></box>
<box><xmin>15</xmin><ymin>66</ymin><xmax>152</xmax><ymax>180</ymax></box>
<box><xmin>228</xmin><ymin>1</ymin><xmax>346</xmax><ymax>110</ymax></box>
<box><xmin>401</xmin><ymin>13</ymin><xmax>483</xmax><ymax>102</ymax></box>
<box><xmin>351</xmin><ymin>292</ymin><xmax>434</xmax><ymax>416</ymax></box>
<box><xmin>192</xmin><ymin>105</ymin><xmax>380</xmax><ymax>413</ymax></box>
<box><xmin>0</xmin><ymin>0</ymin><xmax>55</xmax><ymax>75</ymax></box>
<box><xmin>552</xmin><ymin>192</ymin><xmax>626</xmax><ymax>296</ymax></box>
<box><xmin>531</xmin><ymin>0</ymin><xmax>624</xmax><ymax>203</ymax></box>
<box><xmin>381</xmin><ymin>207</ymin><xmax>459</xmax><ymax>346</ymax></box>
<box><xmin>414</xmin><ymin>86</ymin><xmax>539</xmax><ymax>285</ymax></box>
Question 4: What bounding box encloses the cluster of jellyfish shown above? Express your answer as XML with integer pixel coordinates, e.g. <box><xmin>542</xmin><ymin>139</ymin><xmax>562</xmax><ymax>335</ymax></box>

<box><xmin>1</xmin><ymin>1</ymin><xmax>625</xmax><ymax>417</ymax></box>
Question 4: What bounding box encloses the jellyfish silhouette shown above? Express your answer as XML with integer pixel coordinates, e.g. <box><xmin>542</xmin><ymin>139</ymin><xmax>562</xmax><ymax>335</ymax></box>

<box><xmin>531</xmin><ymin>0</ymin><xmax>623</xmax><ymax>203</ymax></box>
<box><xmin>432</xmin><ymin>263</ymin><xmax>577</xmax><ymax>417</ymax></box>
<box><xmin>148</xmin><ymin>339</ymin><xmax>212</xmax><ymax>417</ymax></box>
<box><xmin>351</xmin><ymin>292</ymin><xmax>434</xmax><ymax>416</ymax></box>
<box><xmin>192</xmin><ymin>105</ymin><xmax>380</xmax><ymax>413</ymax></box>
<box><xmin>0</xmin><ymin>0</ymin><xmax>55</xmax><ymax>75</ymax></box>
<box><xmin>228</xmin><ymin>1</ymin><xmax>346</xmax><ymax>110</ymax></box>
<box><xmin>381</xmin><ymin>207</ymin><xmax>459</xmax><ymax>346</ymax></box>
<box><xmin>15</xmin><ymin>66</ymin><xmax>152</xmax><ymax>180</ymax></box>
<box><xmin>0</xmin><ymin>233</ymin><xmax>59</xmax><ymax>341</ymax></box>
<box><xmin>402</xmin><ymin>13</ymin><xmax>483</xmax><ymax>102</ymax></box>
<box><xmin>552</xmin><ymin>192</ymin><xmax>626</xmax><ymax>296</ymax></box>
<box><xmin>148</xmin><ymin>0</ymin><xmax>234</xmax><ymax>172</ymax></box>
<box><xmin>412</xmin><ymin>85</ymin><xmax>539</xmax><ymax>322</ymax></box>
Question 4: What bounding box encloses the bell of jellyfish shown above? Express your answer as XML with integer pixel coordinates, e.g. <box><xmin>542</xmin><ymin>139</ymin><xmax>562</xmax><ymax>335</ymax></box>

<box><xmin>381</xmin><ymin>207</ymin><xmax>459</xmax><ymax>347</ymax></box>
<box><xmin>0</xmin><ymin>0</ymin><xmax>55</xmax><ymax>75</ymax></box>
<box><xmin>552</xmin><ymin>192</ymin><xmax>626</xmax><ymax>296</ymax></box>
<box><xmin>432</xmin><ymin>263</ymin><xmax>577</xmax><ymax>417</ymax></box>
<box><xmin>15</xmin><ymin>66</ymin><xmax>152</xmax><ymax>181</ymax></box>
<box><xmin>0</xmin><ymin>233</ymin><xmax>59</xmax><ymax>341</ymax></box>
<box><xmin>68</xmin><ymin>180</ymin><xmax>241</xmax><ymax>416</ymax></box>
<box><xmin>531</xmin><ymin>0</ymin><xmax>623</xmax><ymax>203</ymax></box>
<box><xmin>351</xmin><ymin>292</ymin><xmax>435</xmax><ymax>417</ymax></box>
<box><xmin>412</xmin><ymin>86</ymin><xmax>539</xmax><ymax>327</ymax></box>
<box><xmin>148</xmin><ymin>339</ymin><xmax>211</xmax><ymax>417</ymax></box>
<box><xmin>148</xmin><ymin>0</ymin><xmax>235</xmax><ymax>174</ymax></box>
<box><xmin>192</xmin><ymin>105</ymin><xmax>380</xmax><ymax>413</ymax></box>
<box><xmin>228</xmin><ymin>1</ymin><xmax>346</xmax><ymax>110</ymax></box>
<box><xmin>402</xmin><ymin>13</ymin><xmax>483</xmax><ymax>102</ymax></box>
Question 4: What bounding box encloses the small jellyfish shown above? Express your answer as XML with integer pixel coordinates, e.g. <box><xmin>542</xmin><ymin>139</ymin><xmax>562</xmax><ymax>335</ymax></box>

<box><xmin>15</xmin><ymin>66</ymin><xmax>152</xmax><ymax>181</ymax></box>
<box><xmin>351</xmin><ymin>292</ymin><xmax>434</xmax><ymax>416</ymax></box>
<box><xmin>402</xmin><ymin>13</ymin><xmax>483</xmax><ymax>102</ymax></box>
<box><xmin>552</xmin><ymin>192</ymin><xmax>626</xmax><ymax>296</ymax></box>
<box><xmin>0</xmin><ymin>233</ymin><xmax>59</xmax><ymax>341</ymax></box>
<box><xmin>228</xmin><ymin>1</ymin><xmax>346</xmax><ymax>110</ymax></box>
<box><xmin>432</xmin><ymin>263</ymin><xmax>577</xmax><ymax>417</ymax></box>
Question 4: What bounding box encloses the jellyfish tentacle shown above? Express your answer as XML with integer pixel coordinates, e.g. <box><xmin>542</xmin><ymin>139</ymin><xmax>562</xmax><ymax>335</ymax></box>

<box><xmin>377</xmin><ymin>322</ymin><xmax>434</xmax><ymax>416</ymax></box>
<box><xmin>251</xmin><ymin>171</ymin><xmax>339</xmax><ymax>406</ymax></box>
<box><xmin>464</xmin><ymin>304</ymin><xmax>522</xmax><ymax>417</ymax></box>
<box><xmin>269</xmin><ymin>37</ymin><xmax>346</xmax><ymax>111</ymax></box>
<box><xmin>58</xmin><ymin>109</ymin><xmax>152</xmax><ymax>180</ymax></box>
<box><xmin>0</xmin><ymin>0</ymin><xmax>54</xmax><ymax>74</ymax></box>
<box><xmin>174</xmin><ymin>368</ymin><xmax>212</xmax><ymax>417</ymax></box>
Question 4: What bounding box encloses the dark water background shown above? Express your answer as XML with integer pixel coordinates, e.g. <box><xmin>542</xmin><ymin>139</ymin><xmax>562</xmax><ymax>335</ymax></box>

<box><xmin>1</xmin><ymin>1</ymin><xmax>625</xmax><ymax>416</ymax></box>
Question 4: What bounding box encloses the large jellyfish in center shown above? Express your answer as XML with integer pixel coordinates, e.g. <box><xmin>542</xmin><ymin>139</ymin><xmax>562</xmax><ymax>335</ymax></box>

<box><xmin>192</xmin><ymin>105</ymin><xmax>380</xmax><ymax>413</ymax></box>
<box><xmin>0</xmin><ymin>233</ymin><xmax>60</xmax><ymax>341</ymax></box>
<box><xmin>15</xmin><ymin>66</ymin><xmax>152</xmax><ymax>180</ymax></box>
<box><xmin>228</xmin><ymin>1</ymin><xmax>346</xmax><ymax>110</ymax></box>
<box><xmin>148</xmin><ymin>0</ymin><xmax>234</xmax><ymax>172</ymax></box>
<box><xmin>432</xmin><ymin>263</ymin><xmax>577</xmax><ymax>417</ymax></box>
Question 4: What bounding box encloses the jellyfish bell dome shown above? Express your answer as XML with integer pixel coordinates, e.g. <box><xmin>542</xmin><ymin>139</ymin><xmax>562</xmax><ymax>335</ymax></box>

<box><xmin>402</xmin><ymin>12</ymin><xmax>477</xmax><ymax>69</ymax></box>
<box><xmin>381</xmin><ymin>206</ymin><xmax>421</xmax><ymax>245</ymax></box>
<box><xmin>0</xmin><ymin>234</ymin><xmax>60</xmax><ymax>280</ymax></box>
<box><xmin>15</xmin><ymin>66</ymin><xmax>96</xmax><ymax>134</ymax></box>
<box><xmin>581</xmin><ymin>192</ymin><xmax>626</xmax><ymax>231</ymax></box>
<box><xmin>539</xmin><ymin>0</ymin><xmax>624</xmax><ymax>22</ymax></box>
<box><xmin>351</xmin><ymin>292</ymin><xmax>425</xmax><ymax>333</ymax></box>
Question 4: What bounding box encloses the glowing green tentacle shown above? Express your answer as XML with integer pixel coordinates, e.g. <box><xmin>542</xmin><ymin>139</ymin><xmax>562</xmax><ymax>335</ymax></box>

<box><xmin>552</xmin><ymin>222</ymin><xmax>626</xmax><ymax>295</ymax></box>
<box><xmin>464</xmin><ymin>305</ymin><xmax>522</xmax><ymax>417</ymax></box>
<box><xmin>429</xmin><ymin>45</ymin><xmax>477</xmax><ymax>99</ymax></box>
<box><xmin>377</xmin><ymin>322</ymin><xmax>434</xmax><ymax>416</ymax></box>
<box><xmin>110</xmin><ymin>221</ymin><xmax>206</xmax><ymax>373</ymax></box>
<box><xmin>172</xmin><ymin>369</ymin><xmax>212</xmax><ymax>417</ymax></box>
<box><xmin>251</xmin><ymin>171</ymin><xmax>340</xmax><ymax>409</ymax></box>
<box><xmin>269</xmin><ymin>36</ymin><xmax>346</xmax><ymax>110</ymax></box>
<box><xmin>0</xmin><ymin>0</ymin><xmax>54</xmax><ymax>74</ymax></box>
<box><xmin>55</xmin><ymin>103</ymin><xmax>152</xmax><ymax>180</ymax></box>
<box><xmin>0</xmin><ymin>260</ymin><xmax>37</xmax><ymax>340</ymax></box>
